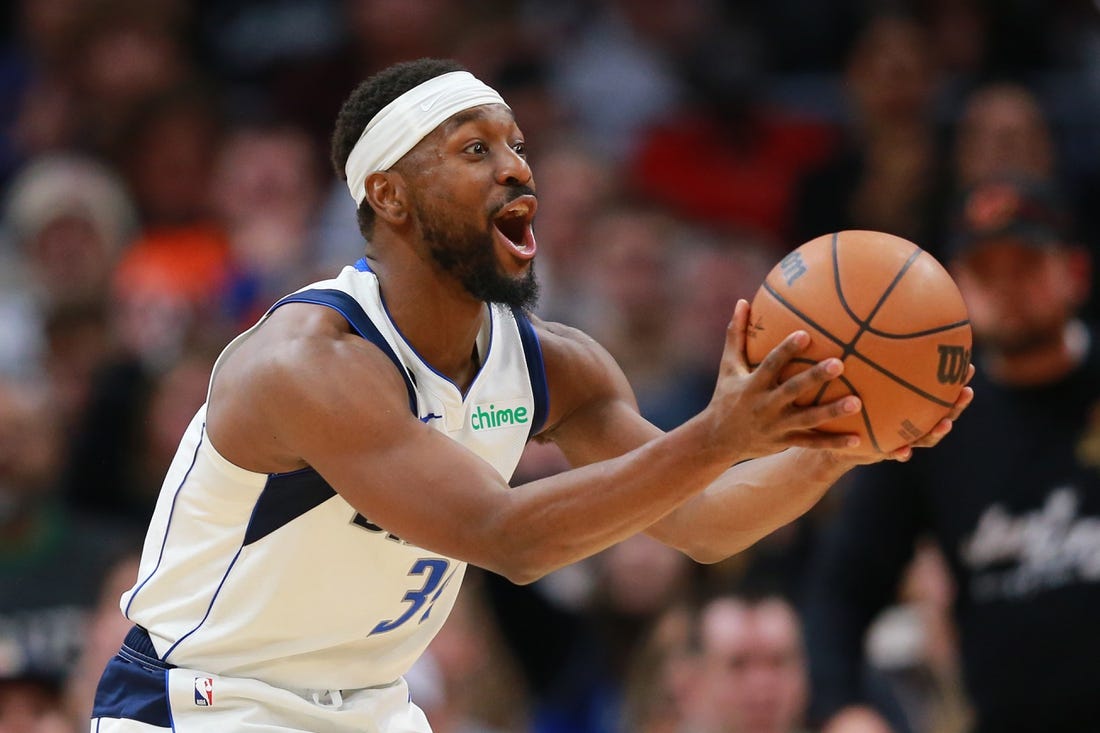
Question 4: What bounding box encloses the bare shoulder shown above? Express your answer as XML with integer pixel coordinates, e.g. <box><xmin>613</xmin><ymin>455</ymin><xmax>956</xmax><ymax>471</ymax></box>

<box><xmin>529</xmin><ymin>315</ymin><xmax>637</xmax><ymax>436</ymax></box>
<box><xmin>207</xmin><ymin>302</ymin><xmax>413</xmax><ymax>472</ymax></box>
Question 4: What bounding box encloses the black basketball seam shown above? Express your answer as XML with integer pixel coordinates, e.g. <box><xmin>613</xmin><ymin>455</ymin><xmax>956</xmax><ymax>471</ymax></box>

<box><xmin>759</xmin><ymin>282</ymin><xmax>957</xmax><ymax>410</ymax></box>
<box><xmin>857</xmin><ymin>396</ymin><xmax>881</xmax><ymax>453</ymax></box>
<box><xmin>832</xmin><ymin>235</ymin><xmax>923</xmax><ymax>359</ymax></box>
<box><xmin>829</xmin><ymin>234</ymin><xmax>970</xmax><ymax>339</ymax></box>
<box><xmin>863</xmin><ymin>319</ymin><xmax>971</xmax><ymax>339</ymax></box>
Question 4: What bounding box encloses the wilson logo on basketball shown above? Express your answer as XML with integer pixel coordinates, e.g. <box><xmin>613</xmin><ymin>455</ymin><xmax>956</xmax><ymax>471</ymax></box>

<box><xmin>779</xmin><ymin>251</ymin><xmax>807</xmax><ymax>286</ymax></box>
<box><xmin>936</xmin><ymin>345</ymin><xmax>970</xmax><ymax>385</ymax></box>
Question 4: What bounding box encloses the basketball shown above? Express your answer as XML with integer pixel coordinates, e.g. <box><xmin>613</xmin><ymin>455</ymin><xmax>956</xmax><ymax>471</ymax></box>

<box><xmin>745</xmin><ymin>230</ymin><xmax>972</xmax><ymax>454</ymax></box>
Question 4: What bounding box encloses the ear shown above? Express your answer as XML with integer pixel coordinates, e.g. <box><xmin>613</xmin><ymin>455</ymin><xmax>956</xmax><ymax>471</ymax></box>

<box><xmin>364</xmin><ymin>171</ymin><xmax>409</xmax><ymax>227</ymax></box>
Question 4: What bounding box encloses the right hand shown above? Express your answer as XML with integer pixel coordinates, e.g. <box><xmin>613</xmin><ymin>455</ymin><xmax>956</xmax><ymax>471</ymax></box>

<box><xmin>705</xmin><ymin>299</ymin><xmax>863</xmax><ymax>460</ymax></box>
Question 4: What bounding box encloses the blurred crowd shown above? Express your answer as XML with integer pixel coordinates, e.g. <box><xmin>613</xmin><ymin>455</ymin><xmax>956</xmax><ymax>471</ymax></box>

<box><xmin>3</xmin><ymin>0</ymin><xmax>1100</xmax><ymax>732</ymax></box>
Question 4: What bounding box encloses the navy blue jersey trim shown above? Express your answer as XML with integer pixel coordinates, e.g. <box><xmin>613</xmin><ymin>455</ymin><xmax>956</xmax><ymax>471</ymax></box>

<box><xmin>511</xmin><ymin>308</ymin><xmax>549</xmax><ymax>439</ymax></box>
<box><xmin>91</xmin><ymin>633</ymin><xmax>173</xmax><ymax>727</ymax></box>
<box><xmin>272</xmin><ymin>288</ymin><xmax>418</xmax><ymax>415</ymax></box>
<box><xmin>243</xmin><ymin>469</ymin><xmax>337</xmax><ymax>545</ymax></box>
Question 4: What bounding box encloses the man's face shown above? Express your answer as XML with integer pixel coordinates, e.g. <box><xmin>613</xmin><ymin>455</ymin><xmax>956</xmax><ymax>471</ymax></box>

<box><xmin>692</xmin><ymin>600</ymin><xmax>807</xmax><ymax>733</ymax></box>
<box><xmin>952</xmin><ymin>238</ymin><xmax>1082</xmax><ymax>355</ymax></box>
<box><xmin>401</xmin><ymin>104</ymin><xmax>539</xmax><ymax>310</ymax></box>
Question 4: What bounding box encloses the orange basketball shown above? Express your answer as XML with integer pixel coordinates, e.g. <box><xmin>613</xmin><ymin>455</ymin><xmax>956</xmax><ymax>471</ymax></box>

<box><xmin>745</xmin><ymin>230</ymin><xmax>971</xmax><ymax>454</ymax></box>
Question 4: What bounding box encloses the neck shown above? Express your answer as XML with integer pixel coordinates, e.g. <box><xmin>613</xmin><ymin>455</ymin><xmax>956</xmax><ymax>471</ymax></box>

<box><xmin>982</xmin><ymin>319</ymin><xmax>1089</xmax><ymax>387</ymax></box>
<box><xmin>365</xmin><ymin>251</ymin><xmax>487</xmax><ymax>390</ymax></box>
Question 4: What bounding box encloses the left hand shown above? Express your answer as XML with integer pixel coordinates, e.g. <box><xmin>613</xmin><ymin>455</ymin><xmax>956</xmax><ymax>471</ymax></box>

<box><xmin>834</xmin><ymin>363</ymin><xmax>976</xmax><ymax>466</ymax></box>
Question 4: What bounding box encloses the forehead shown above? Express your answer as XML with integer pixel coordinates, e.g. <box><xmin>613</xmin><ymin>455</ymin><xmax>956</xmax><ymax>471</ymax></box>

<box><xmin>702</xmin><ymin>602</ymin><xmax>801</xmax><ymax>654</ymax></box>
<box><xmin>436</xmin><ymin>103</ymin><xmax>517</xmax><ymax>138</ymax></box>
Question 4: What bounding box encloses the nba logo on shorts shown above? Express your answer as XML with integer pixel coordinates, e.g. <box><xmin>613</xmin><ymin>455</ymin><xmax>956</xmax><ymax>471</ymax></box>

<box><xmin>194</xmin><ymin>677</ymin><xmax>214</xmax><ymax>706</ymax></box>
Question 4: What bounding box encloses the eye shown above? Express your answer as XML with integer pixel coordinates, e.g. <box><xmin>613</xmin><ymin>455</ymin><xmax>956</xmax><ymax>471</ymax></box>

<box><xmin>464</xmin><ymin>141</ymin><xmax>488</xmax><ymax>155</ymax></box>
<box><xmin>512</xmin><ymin>141</ymin><xmax>527</xmax><ymax>158</ymax></box>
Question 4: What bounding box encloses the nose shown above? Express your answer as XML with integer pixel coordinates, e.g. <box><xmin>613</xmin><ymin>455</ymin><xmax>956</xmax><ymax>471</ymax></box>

<box><xmin>496</xmin><ymin>147</ymin><xmax>532</xmax><ymax>187</ymax></box>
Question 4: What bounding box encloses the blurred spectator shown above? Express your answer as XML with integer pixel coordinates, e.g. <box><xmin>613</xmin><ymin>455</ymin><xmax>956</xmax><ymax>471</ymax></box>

<box><xmin>0</xmin><ymin>153</ymin><xmax>134</xmax><ymax>383</ymax></box>
<box><xmin>209</xmin><ymin>119</ymin><xmax>326</xmax><ymax>324</ymax></box>
<box><xmin>408</xmin><ymin>576</ymin><xmax>529</xmax><ymax>733</ymax></box>
<box><xmin>0</xmin><ymin>0</ymin><xmax>90</xmax><ymax>185</ymax></box>
<box><xmin>914</xmin><ymin>0</ymin><xmax>1058</xmax><ymax>81</ymax></box>
<box><xmin>679</xmin><ymin>594</ymin><xmax>810</xmax><ymax>733</ymax></box>
<box><xmin>0</xmin><ymin>375</ymin><xmax>132</xmax><ymax>719</ymax></box>
<box><xmin>951</xmin><ymin>81</ymin><xmax>1055</xmax><ymax>194</ymax></box>
<box><xmin>521</xmin><ymin>139</ymin><xmax>617</xmax><ymax>327</ymax></box>
<box><xmin>245</xmin><ymin>0</ymin><xmax>472</xmax><ymax>152</ymax></box>
<box><xmin>570</xmin><ymin>203</ymin><xmax>696</xmax><ymax>422</ymax></box>
<box><xmin>792</xmin><ymin>12</ymin><xmax>949</xmax><ymax>255</ymax></box>
<box><xmin>111</xmin><ymin>83</ymin><xmax>232</xmax><ymax>369</ymax></box>
<box><xmin>857</xmin><ymin>540</ymin><xmax>970</xmax><ymax>733</ymax></box>
<box><xmin>3</xmin><ymin>154</ymin><xmax>137</xmax><ymax>309</ymax></box>
<box><xmin>195</xmin><ymin>0</ymin><xmax>344</xmax><ymax>87</ymax></box>
<box><xmin>61</xmin><ymin>550</ymin><xmax>141</xmax><ymax>728</ymax></box>
<box><xmin>630</xmin><ymin>27</ymin><xmax>837</xmax><ymax>245</ymax></box>
<box><xmin>487</xmin><ymin>532</ymin><xmax>698</xmax><ymax>733</ymax></box>
<box><xmin>41</xmin><ymin>302</ymin><xmax>116</xmax><ymax>441</ymax></box>
<box><xmin>803</xmin><ymin>175</ymin><xmax>1100</xmax><ymax>733</ymax></box>
<box><xmin>945</xmin><ymin>79</ymin><xmax>1100</xmax><ymax>322</ymax></box>
<box><xmin>0</xmin><ymin>671</ymin><xmax>69</xmax><ymax>733</ymax></box>
<box><xmin>62</xmin><ymin>335</ymin><xmax>220</xmax><ymax>529</ymax></box>
<box><xmin>67</xmin><ymin>0</ymin><xmax>195</xmax><ymax>160</ymax></box>
<box><xmin>0</xmin><ymin>154</ymin><xmax>137</xmax><ymax>383</ymax></box>
<box><xmin>621</xmin><ymin>603</ymin><xmax>696</xmax><ymax>733</ymax></box>
<box><xmin>645</xmin><ymin>235</ymin><xmax>774</xmax><ymax>431</ymax></box>
<box><xmin>545</xmin><ymin>0</ymin><xmax>703</xmax><ymax>162</ymax></box>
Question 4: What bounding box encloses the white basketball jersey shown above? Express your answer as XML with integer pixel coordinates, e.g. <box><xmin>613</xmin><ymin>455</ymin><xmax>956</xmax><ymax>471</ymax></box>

<box><xmin>121</xmin><ymin>260</ymin><xmax>548</xmax><ymax>691</ymax></box>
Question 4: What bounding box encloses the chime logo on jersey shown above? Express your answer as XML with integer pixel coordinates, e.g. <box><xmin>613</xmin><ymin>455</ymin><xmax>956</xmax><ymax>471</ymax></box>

<box><xmin>194</xmin><ymin>677</ymin><xmax>214</xmax><ymax>707</ymax></box>
<box><xmin>471</xmin><ymin>401</ymin><xmax>529</xmax><ymax>431</ymax></box>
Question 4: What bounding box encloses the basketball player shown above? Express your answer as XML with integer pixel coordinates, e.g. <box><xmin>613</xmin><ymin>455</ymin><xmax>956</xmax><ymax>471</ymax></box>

<box><xmin>90</xmin><ymin>59</ymin><xmax>968</xmax><ymax>732</ymax></box>
<box><xmin>804</xmin><ymin>174</ymin><xmax>1100</xmax><ymax>733</ymax></box>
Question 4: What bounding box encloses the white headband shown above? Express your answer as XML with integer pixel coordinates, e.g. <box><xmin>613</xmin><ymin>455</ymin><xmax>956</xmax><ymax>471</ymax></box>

<box><xmin>344</xmin><ymin>70</ymin><xmax>508</xmax><ymax>205</ymax></box>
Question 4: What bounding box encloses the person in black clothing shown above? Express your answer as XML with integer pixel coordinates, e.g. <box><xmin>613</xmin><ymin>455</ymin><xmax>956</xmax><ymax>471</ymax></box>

<box><xmin>803</xmin><ymin>173</ymin><xmax>1099</xmax><ymax>733</ymax></box>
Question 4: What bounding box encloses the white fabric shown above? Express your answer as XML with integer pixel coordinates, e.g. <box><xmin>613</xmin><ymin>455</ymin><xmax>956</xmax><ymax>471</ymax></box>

<box><xmin>120</xmin><ymin>263</ymin><xmax>538</xmax><ymax>692</ymax></box>
<box><xmin>92</xmin><ymin>672</ymin><xmax>430</xmax><ymax>733</ymax></box>
<box><xmin>344</xmin><ymin>71</ymin><xmax>508</xmax><ymax>205</ymax></box>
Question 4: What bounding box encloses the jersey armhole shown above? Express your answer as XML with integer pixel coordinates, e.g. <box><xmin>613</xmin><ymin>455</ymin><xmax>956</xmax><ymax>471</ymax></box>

<box><xmin>272</xmin><ymin>289</ymin><xmax>418</xmax><ymax>416</ymax></box>
<box><xmin>511</xmin><ymin>307</ymin><xmax>549</xmax><ymax>440</ymax></box>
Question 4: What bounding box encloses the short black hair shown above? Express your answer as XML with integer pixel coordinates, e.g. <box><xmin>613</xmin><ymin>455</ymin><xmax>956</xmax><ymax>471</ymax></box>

<box><xmin>330</xmin><ymin>58</ymin><xmax>467</xmax><ymax>238</ymax></box>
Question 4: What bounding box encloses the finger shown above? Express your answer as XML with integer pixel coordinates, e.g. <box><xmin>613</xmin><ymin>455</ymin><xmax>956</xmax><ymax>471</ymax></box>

<box><xmin>910</xmin><ymin>416</ymin><xmax>953</xmax><ymax>448</ymax></box>
<box><xmin>886</xmin><ymin>445</ymin><xmax>913</xmax><ymax>462</ymax></box>
<box><xmin>754</xmin><ymin>329</ymin><xmax>810</xmax><ymax>383</ymax></box>
<box><xmin>964</xmin><ymin>362</ymin><xmax>976</xmax><ymax>385</ymax></box>
<box><xmin>948</xmin><ymin>386</ymin><xmax>975</xmax><ymax>420</ymax></box>
<box><xmin>785</xmin><ymin>395</ymin><xmax>862</xmax><ymax>430</ymax></box>
<box><xmin>778</xmin><ymin>358</ymin><xmax>844</xmax><ymax>401</ymax></box>
<box><xmin>784</xmin><ymin>430</ymin><xmax>863</xmax><ymax>451</ymax></box>
<box><xmin>721</xmin><ymin>299</ymin><xmax>752</xmax><ymax>378</ymax></box>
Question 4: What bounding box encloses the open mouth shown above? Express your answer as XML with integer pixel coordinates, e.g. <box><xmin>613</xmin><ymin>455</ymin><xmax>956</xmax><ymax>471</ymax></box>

<box><xmin>492</xmin><ymin>195</ymin><xmax>538</xmax><ymax>262</ymax></box>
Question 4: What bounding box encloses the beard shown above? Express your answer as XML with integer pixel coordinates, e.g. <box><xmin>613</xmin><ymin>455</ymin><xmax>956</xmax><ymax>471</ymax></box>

<box><xmin>415</xmin><ymin>189</ymin><xmax>539</xmax><ymax>311</ymax></box>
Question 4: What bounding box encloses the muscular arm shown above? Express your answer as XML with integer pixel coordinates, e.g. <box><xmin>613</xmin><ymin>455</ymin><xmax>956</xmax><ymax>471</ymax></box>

<box><xmin>539</xmin><ymin>321</ymin><xmax>859</xmax><ymax>563</ymax></box>
<box><xmin>208</xmin><ymin>300</ymin><xmax>857</xmax><ymax>585</ymax></box>
<box><xmin>539</xmin><ymin>312</ymin><xmax>970</xmax><ymax>564</ymax></box>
